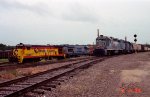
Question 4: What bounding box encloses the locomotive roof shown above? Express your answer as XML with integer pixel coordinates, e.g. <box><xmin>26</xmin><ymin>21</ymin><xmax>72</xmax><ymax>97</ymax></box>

<box><xmin>96</xmin><ymin>35</ymin><xmax>111</xmax><ymax>40</ymax></box>
<box><xmin>96</xmin><ymin>35</ymin><xmax>128</xmax><ymax>42</ymax></box>
<box><xmin>16</xmin><ymin>43</ymin><xmax>63</xmax><ymax>48</ymax></box>
<box><xmin>62</xmin><ymin>45</ymin><xmax>87</xmax><ymax>47</ymax></box>
<box><xmin>16</xmin><ymin>43</ymin><xmax>88</xmax><ymax>48</ymax></box>
<box><xmin>96</xmin><ymin>35</ymin><xmax>120</xmax><ymax>41</ymax></box>
<box><xmin>0</xmin><ymin>50</ymin><xmax>11</xmax><ymax>52</ymax></box>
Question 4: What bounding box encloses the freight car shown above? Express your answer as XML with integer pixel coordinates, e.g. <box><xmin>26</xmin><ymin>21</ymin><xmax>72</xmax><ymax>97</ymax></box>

<box><xmin>141</xmin><ymin>45</ymin><xmax>150</xmax><ymax>52</ymax></box>
<box><xmin>9</xmin><ymin>43</ymin><xmax>66</xmax><ymax>63</ymax></box>
<box><xmin>132</xmin><ymin>43</ymin><xmax>141</xmax><ymax>52</ymax></box>
<box><xmin>0</xmin><ymin>50</ymin><xmax>11</xmax><ymax>59</ymax></box>
<box><xmin>148</xmin><ymin>47</ymin><xmax>150</xmax><ymax>51</ymax></box>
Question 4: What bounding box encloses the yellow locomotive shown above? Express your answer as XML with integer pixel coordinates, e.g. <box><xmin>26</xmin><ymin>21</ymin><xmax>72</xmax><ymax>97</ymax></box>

<box><xmin>9</xmin><ymin>43</ymin><xmax>66</xmax><ymax>63</ymax></box>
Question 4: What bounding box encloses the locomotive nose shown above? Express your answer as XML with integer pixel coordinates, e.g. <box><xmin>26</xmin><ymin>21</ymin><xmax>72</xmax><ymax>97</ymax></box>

<box><xmin>13</xmin><ymin>49</ymin><xmax>18</xmax><ymax>57</ymax></box>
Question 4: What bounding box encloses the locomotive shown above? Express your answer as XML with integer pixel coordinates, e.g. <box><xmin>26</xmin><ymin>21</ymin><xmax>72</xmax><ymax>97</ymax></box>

<box><xmin>93</xmin><ymin>29</ymin><xmax>130</xmax><ymax>56</ymax></box>
<box><xmin>93</xmin><ymin>29</ymin><xmax>150</xmax><ymax>56</ymax></box>
<box><xmin>3</xmin><ymin>29</ymin><xmax>150</xmax><ymax>62</ymax></box>
<box><xmin>8</xmin><ymin>43</ymin><xmax>89</xmax><ymax>63</ymax></box>
<box><xmin>9</xmin><ymin>43</ymin><xmax>66</xmax><ymax>63</ymax></box>
<box><xmin>62</xmin><ymin>45</ymin><xmax>89</xmax><ymax>57</ymax></box>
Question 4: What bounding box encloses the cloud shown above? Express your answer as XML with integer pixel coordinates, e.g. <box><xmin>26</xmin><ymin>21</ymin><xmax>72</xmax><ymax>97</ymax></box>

<box><xmin>0</xmin><ymin>0</ymin><xmax>99</xmax><ymax>23</ymax></box>
<box><xmin>61</xmin><ymin>2</ymin><xmax>99</xmax><ymax>23</ymax></box>
<box><xmin>0</xmin><ymin>0</ymin><xmax>150</xmax><ymax>45</ymax></box>
<box><xmin>0</xmin><ymin>0</ymin><xmax>50</xmax><ymax>15</ymax></box>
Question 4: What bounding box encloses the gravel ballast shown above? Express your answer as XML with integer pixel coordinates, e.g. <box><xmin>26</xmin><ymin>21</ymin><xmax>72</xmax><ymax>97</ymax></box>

<box><xmin>44</xmin><ymin>52</ymin><xmax>150</xmax><ymax>97</ymax></box>
<box><xmin>0</xmin><ymin>56</ymin><xmax>90</xmax><ymax>83</ymax></box>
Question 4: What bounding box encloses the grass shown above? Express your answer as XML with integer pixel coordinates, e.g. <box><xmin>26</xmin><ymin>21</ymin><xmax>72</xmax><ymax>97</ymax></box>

<box><xmin>0</xmin><ymin>59</ymin><xmax>8</xmax><ymax>63</ymax></box>
<box><xmin>0</xmin><ymin>70</ymin><xmax>19</xmax><ymax>79</ymax></box>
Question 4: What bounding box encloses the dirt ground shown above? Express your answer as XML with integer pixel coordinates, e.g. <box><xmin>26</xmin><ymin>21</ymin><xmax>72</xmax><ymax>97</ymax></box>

<box><xmin>0</xmin><ymin>57</ymin><xmax>88</xmax><ymax>82</ymax></box>
<box><xmin>45</xmin><ymin>52</ymin><xmax>150</xmax><ymax>97</ymax></box>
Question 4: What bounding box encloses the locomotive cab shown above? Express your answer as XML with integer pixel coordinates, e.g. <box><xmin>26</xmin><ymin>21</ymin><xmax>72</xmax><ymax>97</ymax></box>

<box><xmin>96</xmin><ymin>39</ymin><xmax>106</xmax><ymax>49</ymax></box>
<box><xmin>94</xmin><ymin>35</ymin><xmax>110</xmax><ymax>56</ymax></box>
<box><xmin>8</xmin><ymin>43</ymin><xmax>25</xmax><ymax>63</ymax></box>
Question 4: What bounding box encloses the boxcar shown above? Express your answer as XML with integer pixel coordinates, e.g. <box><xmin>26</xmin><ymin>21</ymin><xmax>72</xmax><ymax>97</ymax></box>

<box><xmin>132</xmin><ymin>43</ymin><xmax>141</xmax><ymax>52</ymax></box>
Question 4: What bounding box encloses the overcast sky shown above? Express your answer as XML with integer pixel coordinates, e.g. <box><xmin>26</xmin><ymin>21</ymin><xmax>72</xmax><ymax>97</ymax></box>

<box><xmin>0</xmin><ymin>0</ymin><xmax>150</xmax><ymax>45</ymax></box>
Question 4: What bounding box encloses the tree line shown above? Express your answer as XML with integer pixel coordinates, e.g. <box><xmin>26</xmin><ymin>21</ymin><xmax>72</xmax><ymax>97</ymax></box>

<box><xmin>0</xmin><ymin>43</ymin><xmax>14</xmax><ymax>51</ymax></box>
<box><xmin>0</xmin><ymin>43</ymin><xmax>150</xmax><ymax>51</ymax></box>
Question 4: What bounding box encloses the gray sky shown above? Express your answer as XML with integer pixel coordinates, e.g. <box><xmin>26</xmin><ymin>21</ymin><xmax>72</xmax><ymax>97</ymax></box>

<box><xmin>0</xmin><ymin>0</ymin><xmax>150</xmax><ymax>45</ymax></box>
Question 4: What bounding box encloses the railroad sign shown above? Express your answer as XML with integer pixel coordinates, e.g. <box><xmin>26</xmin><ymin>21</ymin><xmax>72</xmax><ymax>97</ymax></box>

<box><xmin>134</xmin><ymin>34</ymin><xmax>137</xmax><ymax>43</ymax></box>
<box><xmin>134</xmin><ymin>34</ymin><xmax>137</xmax><ymax>38</ymax></box>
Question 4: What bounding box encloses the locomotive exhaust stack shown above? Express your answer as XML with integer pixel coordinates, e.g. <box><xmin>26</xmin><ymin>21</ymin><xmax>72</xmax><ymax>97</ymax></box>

<box><xmin>97</xmin><ymin>29</ymin><xmax>100</xmax><ymax>37</ymax></box>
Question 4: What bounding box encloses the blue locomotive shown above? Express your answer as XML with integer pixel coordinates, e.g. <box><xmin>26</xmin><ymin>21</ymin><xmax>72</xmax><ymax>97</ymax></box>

<box><xmin>93</xmin><ymin>29</ymin><xmax>134</xmax><ymax>56</ymax></box>
<box><xmin>62</xmin><ymin>45</ymin><xmax>89</xmax><ymax>57</ymax></box>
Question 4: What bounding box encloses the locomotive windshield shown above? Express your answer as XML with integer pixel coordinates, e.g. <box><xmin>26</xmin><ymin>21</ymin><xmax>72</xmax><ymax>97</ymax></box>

<box><xmin>16</xmin><ymin>46</ymin><xmax>24</xmax><ymax>49</ymax></box>
<box><xmin>96</xmin><ymin>39</ymin><xmax>106</xmax><ymax>46</ymax></box>
<box><xmin>16</xmin><ymin>43</ymin><xmax>25</xmax><ymax>49</ymax></box>
<box><xmin>68</xmin><ymin>48</ymin><xmax>74</xmax><ymax>52</ymax></box>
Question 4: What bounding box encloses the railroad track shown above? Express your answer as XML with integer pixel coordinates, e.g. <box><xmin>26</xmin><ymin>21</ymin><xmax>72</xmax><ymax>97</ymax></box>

<box><xmin>0</xmin><ymin>57</ymin><xmax>106</xmax><ymax>97</ymax></box>
<box><xmin>0</xmin><ymin>62</ymin><xmax>10</xmax><ymax>66</ymax></box>
<box><xmin>0</xmin><ymin>56</ymin><xmax>94</xmax><ymax>71</ymax></box>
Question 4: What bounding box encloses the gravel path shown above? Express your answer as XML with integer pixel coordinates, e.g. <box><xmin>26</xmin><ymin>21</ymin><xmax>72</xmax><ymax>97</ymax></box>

<box><xmin>44</xmin><ymin>52</ymin><xmax>150</xmax><ymax>97</ymax></box>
